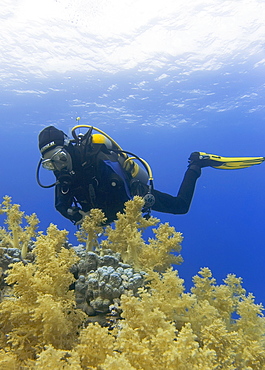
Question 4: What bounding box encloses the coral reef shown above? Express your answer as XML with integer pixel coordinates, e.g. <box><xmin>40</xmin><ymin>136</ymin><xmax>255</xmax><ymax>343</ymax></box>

<box><xmin>75</xmin><ymin>208</ymin><xmax>107</xmax><ymax>251</ymax></box>
<box><xmin>73</xmin><ymin>247</ymin><xmax>145</xmax><ymax>314</ymax></box>
<box><xmin>0</xmin><ymin>196</ymin><xmax>39</xmax><ymax>259</ymax></box>
<box><xmin>0</xmin><ymin>223</ymin><xmax>86</xmax><ymax>364</ymax></box>
<box><xmin>0</xmin><ymin>196</ymin><xmax>265</xmax><ymax>369</ymax></box>
<box><xmin>76</xmin><ymin>196</ymin><xmax>183</xmax><ymax>271</ymax></box>
<box><xmin>72</xmin><ymin>196</ymin><xmax>183</xmax><ymax>315</ymax></box>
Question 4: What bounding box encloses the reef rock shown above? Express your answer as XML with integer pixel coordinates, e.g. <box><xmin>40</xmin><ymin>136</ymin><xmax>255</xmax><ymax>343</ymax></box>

<box><xmin>73</xmin><ymin>246</ymin><xmax>145</xmax><ymax>314</ymax></box>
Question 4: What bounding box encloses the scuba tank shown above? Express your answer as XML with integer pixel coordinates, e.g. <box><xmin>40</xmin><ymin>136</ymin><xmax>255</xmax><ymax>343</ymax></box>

<box><xmin>72</xmin><ymin>123</ymin><xmax>155</xmax><ymax>218</ymax></box>
<box><xmin>72</xmin><ymin>124</ymin><xmax>152</xmax><ymax>185</ymax></box>
<box><xmin>91</xmin><ymin>133</ymin><xmax>149</xmax><ymax>184</ymax></box>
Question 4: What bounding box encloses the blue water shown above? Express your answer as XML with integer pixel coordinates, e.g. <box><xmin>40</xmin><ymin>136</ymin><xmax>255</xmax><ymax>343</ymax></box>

<box><xmin>1</xmin><ymin>0</ymin><xmax>265</xmax><ymax>305</ymax></box>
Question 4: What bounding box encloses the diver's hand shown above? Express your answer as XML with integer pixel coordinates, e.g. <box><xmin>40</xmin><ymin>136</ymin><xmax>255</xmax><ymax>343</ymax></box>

<box><xmin>67</xmin><ymin>206</ymin><xmax>81</xmax><ymax>217</ymax></box>
<box><xmin>75</xmin><ymin>210</ymin><xmax>90</xmax><ymax>225</ymax></box>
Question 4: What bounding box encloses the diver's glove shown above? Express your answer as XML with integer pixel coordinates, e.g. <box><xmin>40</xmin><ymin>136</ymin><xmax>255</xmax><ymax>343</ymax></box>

<box><xmin>67</xmin><ymin>206</ymin><xmax>81</xmax><ymax>217</ymax></box>
<box><xmin>188</xmin><ymin>152</ymin><xmax>215</xmax><ymax>168</ymax></box>
<box><xmin>75</xmin><ymin>210</ymin><xmax>91</xmax><ymax>226</ymax></box>
<box><xmin>67</xmin><ymin>206</ymin><xmax>85</xmax><ymax>224</ymax></box>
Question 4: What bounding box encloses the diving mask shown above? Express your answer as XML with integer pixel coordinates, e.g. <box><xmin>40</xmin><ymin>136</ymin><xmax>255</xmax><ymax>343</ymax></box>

<box><xmin>42</xmin><ymin>147</ymin><xmax>72</xmax><ymax>172</ymax></box>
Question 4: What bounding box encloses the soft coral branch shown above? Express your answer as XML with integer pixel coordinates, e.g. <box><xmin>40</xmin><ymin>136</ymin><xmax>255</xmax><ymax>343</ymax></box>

<box><xmin>0</xmin><ymin>196</ymin><xmax>39</xmax><ymax>258</ymax></box>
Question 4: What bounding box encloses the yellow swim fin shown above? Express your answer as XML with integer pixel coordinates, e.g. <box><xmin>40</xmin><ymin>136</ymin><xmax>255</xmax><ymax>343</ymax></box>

<box><xmin>197</xmin><ymin>152</ymin><xmax>265</xmax><ymax>169</ymax></box>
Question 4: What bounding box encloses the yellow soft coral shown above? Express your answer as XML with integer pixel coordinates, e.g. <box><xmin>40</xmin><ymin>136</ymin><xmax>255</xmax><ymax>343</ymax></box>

<box><xmin>75</xmin><ymin>208</ymin><xmax>106</xmax><ymax>251</ymax></box>
<box><xmin>74</xmin><ymin>322</ymin><xmax>115</xmax><ymax>368</ymax></box>
<box><xmin>102</xmin><ymin>196</ymin><xmax>183</xmax><ymax>271</ymax></box>
<box><xmin>0</xmin><ymin>224</ymin><xmax>86</xmax><ymax>364</ymax></box>
<box><xmin>101</xmin><ymin>196</ymin><xmax>159</xmax><ymax>267</ymax></box>
<box><xmin>138</xmin><ymin>222</ymin><xmax>183</xmax><ymax>271</ymax></box>
<box><xmin>0</xmin><ymin>195</ymin><xmax>39</xmax><ymax>258</ymax></box>
<box><xmin>29</xmin><ymin>345</ymin><xmax>82</xmax><ymax>370</ymax></box>
<box><xmin>106</xmin><ymin>287</ymin><xmax>217</xmax><ymax>370</ymax></box>
<box><xmin>74</xmin><ymin>196</ymin><xmax>183</xmax><ymax>271</ymax></box>
<box><xmin>0</xmin><ymin>349</ymin><xmax>20</xmax><ymax>370</ymax></box>
<box><xmin>104</xmin><ymin>268</ymin><xmax>265</xmax><ymax>370</ymax></box>
<box><xmin>0</xmin><ymin>197</ymin><xmax>265</xmax><ymax>369</ymax></box>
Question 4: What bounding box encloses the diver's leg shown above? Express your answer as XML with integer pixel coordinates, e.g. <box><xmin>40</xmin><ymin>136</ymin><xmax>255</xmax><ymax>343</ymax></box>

<box><xmin>151</xmin><ymin>166</ymin><xmax>201</xmax><ymax>214</ymax></box>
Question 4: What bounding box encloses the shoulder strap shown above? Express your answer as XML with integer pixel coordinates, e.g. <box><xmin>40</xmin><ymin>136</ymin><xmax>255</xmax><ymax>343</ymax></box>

<box><xmin>103</xmin><ymin>159</ymin><xmax>131</xmax><ymax>198</ymax></box>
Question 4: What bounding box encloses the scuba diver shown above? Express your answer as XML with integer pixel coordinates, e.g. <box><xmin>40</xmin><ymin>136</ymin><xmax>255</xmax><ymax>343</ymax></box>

<box><xmin>36</xmin><ymin>123</ymin><xmax>265</xmax><ymax>225</ymax></box>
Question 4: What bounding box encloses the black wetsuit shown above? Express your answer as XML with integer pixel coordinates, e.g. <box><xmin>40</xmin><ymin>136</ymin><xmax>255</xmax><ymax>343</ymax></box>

<box><xmin>54</xmin><ymin>143</ymin><xmax>201</xmax><ymax>224</ymax></box>
<box><xmin>151</xmin><ymin>167</ymin><xmax>200</xmax><ymax>215</ymax></box>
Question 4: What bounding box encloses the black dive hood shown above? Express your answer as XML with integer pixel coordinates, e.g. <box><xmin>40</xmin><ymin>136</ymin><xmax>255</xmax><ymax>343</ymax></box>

<box><xmin>36</xmin><ymin>124</ymin><xmax>94</xmax><ymax>188</ymax></box>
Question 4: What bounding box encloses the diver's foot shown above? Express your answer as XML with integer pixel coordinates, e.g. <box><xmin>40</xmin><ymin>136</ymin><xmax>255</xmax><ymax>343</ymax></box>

<box><xmin>189</xmin><ymin>152</ymin><xmax>265</xmax><ymax>170</ymax></box>
<box><xmin>188</xmin><ymin>152</ymin><xmax>213</xmax><ymax>168</ymax></box>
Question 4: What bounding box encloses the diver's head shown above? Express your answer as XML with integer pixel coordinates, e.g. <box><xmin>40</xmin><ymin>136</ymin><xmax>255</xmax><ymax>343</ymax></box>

<box><xmin>38</xmin><ymin>126</ymin><xmax>72</xmax><ymax>172</ymax></box>
<box><xmin>42</xmin><ymin>146</ymin><xmax>72</xmax><ymax>172</ymax></box>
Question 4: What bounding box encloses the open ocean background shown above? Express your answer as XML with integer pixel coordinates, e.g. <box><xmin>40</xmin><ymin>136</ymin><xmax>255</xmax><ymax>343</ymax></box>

<box><xmin>1</xmin><ymin>0</ymin><xmax>265</xmax><ymax>304</ymax></box>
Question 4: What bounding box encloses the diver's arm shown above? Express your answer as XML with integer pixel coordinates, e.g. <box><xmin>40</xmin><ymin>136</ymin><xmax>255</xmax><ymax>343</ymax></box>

<box><xmin>151</xmin><ymin>167</ymin><xmax>201</xmax><ymax>214</ymax></box>
<box><xmin>54</xmin><ymin>185</ymin><xmax>82</xmax><ymax>223</ymax></box>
